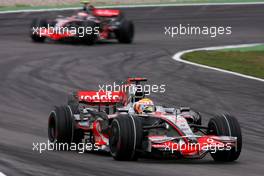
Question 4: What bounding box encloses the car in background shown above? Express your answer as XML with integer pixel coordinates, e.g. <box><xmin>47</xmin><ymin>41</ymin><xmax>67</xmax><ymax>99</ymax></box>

<box><xmin>30</xmin><ymin>8</ymin><xmax>134</xmax><ymax>45</ymax></box>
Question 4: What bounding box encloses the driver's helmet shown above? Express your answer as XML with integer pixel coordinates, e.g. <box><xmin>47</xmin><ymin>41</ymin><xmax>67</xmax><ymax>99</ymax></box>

<box><xmin>81</xmin><ymin>0</ymin><xmax>94</xmax><ymax>12</ymax></box>
<box><xmin>134</xmin><ymin>98</ymin><xmax>155</xmax><ymax>114</ymax></box>
<box><xmin>81</xmin><ymin>0</ymin><xmax>91</xmax><ymax>4</ymax></box>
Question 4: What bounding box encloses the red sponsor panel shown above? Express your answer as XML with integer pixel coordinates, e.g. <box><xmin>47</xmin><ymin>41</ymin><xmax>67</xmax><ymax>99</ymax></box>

<box><xmin>38</xmin><ymin>28</ymin><xmax>75</xmax><ymax>40</ymax></box>
<box><xmin>78</xmin><ymin>91</ymin><xmax>126</xmax><ymax>104</ymax></box>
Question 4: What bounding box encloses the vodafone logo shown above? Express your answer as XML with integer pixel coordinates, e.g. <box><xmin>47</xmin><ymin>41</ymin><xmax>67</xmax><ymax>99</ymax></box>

<box><xmin>78</xmin><ymin>91</ymin><xmax>123</xmax><ymax>102</ymax></box>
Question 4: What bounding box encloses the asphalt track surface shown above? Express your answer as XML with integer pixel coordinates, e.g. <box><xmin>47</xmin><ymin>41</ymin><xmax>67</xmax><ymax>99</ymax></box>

<box><xmin>0</xmin><ymin>4</ymin><xmax>264</xmax><ymax>176</ymax></box>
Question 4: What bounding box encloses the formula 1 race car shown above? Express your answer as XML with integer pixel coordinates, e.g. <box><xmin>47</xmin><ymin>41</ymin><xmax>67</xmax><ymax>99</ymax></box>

<box><xmin>48</xmin><ymin>78</ymin><xmax>242</xmax><ymax>162</ymax></box>
<box><xmin>30</xmin><ymin>8</ymin><xmax>134</xmax><ymax>45</ymax></box>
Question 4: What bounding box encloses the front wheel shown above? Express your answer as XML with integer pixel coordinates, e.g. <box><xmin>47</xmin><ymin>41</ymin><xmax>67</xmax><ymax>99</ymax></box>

<box><xmin>116</xmin><ymin>20</ymin><xmax>134</xmax><ymax>44</ymax></box>
<box><xmin>109</xmin><ymin>114</ymin><xmax>142</xmax><ymax>161</ymax></box>
<box><xmin>207</xmin><ymin>114</ymin><xmax>242</xmax><ymax>162</ymax></box>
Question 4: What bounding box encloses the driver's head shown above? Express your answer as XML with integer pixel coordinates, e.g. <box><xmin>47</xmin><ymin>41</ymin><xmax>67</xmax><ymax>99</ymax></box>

<box><xmin>81</xmin><ymin>0</ymin><xmax>94</xmax><ymax>12</ymax></box>
<box><xmin>134</xmin><ymin>98</ymin><xmax>155</xmax><ymax>114</ymax></box>
<box><xmin>81</xmin><ymin>0</ymin><xmax>91</xmax><ymax>5</ymax></box>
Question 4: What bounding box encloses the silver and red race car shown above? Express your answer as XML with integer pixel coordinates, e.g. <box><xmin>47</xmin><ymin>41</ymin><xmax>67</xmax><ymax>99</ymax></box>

<box><xmin>48</xmin><ymin>78</ymin><xmax>242</xmax><ymax>161</ymax></box>
<box><xmin>31</xmin><ymin>7</ymin><xmax>134</xmax><ymax>45</ymax></box>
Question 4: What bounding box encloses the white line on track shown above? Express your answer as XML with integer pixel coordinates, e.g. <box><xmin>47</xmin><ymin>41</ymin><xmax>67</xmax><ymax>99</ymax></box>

<box><xmin>172</xmin><ymin>43</ymin><xmax>264</xmax><ymax>82</ymax></box>
<box><xmin>0</xmin><ymin>172</ymin><xmax>7</xmax><ymax>176</ymax></box>
<box><xmin>0</xmin><ymin>2</ymin><xmax>264</xmax><ymax>14</ymax></box>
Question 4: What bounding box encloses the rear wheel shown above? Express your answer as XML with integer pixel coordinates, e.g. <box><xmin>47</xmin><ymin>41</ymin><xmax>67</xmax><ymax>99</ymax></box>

<box><xmin>48</xmin><ymin>106</ymin><xmax>74</xmax><ymax>144</ymax></box>
<box><xmin>116</xmin><ymin>20</ymin><xmax>134</xmax><ymax>44</ymax></box>
<box><xmin>31</xmin><ymin>18</ymin><xmax>48</xmax><ymax>42</ymax></box>
<box><xmin>109</xmin><ymin>114</ymin><xmax>142</xmax><ymax>161</ymax></box>
<box><xmin>79</xmin><ymin>21</ymin><xmax>98</xmax><ymax>45</ymax></box>
<box><xmin>207</xmin><ymin>114</ymin><xmax>242</xmax><ymax>162</ymax></box>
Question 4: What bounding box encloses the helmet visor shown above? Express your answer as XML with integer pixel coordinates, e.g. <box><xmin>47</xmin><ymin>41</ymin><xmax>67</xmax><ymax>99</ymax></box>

<box><xmin>141</xmin><ymin>105</ymin><xmax>154</xmax><ymax>113</ymax></box>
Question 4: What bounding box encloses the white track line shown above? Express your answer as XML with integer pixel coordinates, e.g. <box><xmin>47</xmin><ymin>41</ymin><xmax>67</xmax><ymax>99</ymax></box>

<box><xmin>0</xmin><ymin>172</ymin><xmax>7</xmax><ymax>176</ymax></box>
<box><xmin>1</xmin><ymin>2</ymin><xmax>264</xmax><ymax>14</ymax></box>
<box><xmin>172</xmin><ymin>43</ymin><xmax>264</xmax><ymax>82</ymax></box>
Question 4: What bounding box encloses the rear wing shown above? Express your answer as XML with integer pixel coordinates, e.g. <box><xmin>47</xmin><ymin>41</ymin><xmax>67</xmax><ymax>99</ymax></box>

<box><xmin>93</xmin><ymin>9</ymin><xmax>120</xmax><ymax>17</ymax></box>
<box><xmin>127</xmin><ymin>77</ymin><xmax>147</xmax><ymax>84</ymax></box>
<box><xmin>77</xmin><ymin>91</ymin><xmax>127</xmax><ymax>114</ymax></box>
<box><xmin>77</xmin><ymin>78</ymin><xmax>148</xmax><ymax>105</ymax></box>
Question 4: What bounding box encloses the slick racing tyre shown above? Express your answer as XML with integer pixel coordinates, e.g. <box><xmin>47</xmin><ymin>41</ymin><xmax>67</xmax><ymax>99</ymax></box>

<box><xmin>190</xmin><ymin>110</ymin><xmax>202</xmax><ymax>125</ymax></box>
<box><xmin>207</xmin><ymin>114</ymin><xmax>242</xmax><ymax>162</ymax></box>
<box><xmin>109</xmin><ymin>114</ymin><xmax>142</xmax><ymax>161</ymax></box>
<box><xmin>31</xmin><ymin>18</ymin><xmax>48</xmax><ymax>42</ymax></box>
<box><xmin>48</xmin><ymin>106</ymin><xmax>75</xmax><ymax>144</ymax></box>
<box><xmin>116</xmin><ymin>20</ymin><xmax>134</xmax><ymax>44</ymax></box>
<box><xmin>79</xmin><ymin>21</ymin><xmax>98</xmax><ymax>45</ymax></box>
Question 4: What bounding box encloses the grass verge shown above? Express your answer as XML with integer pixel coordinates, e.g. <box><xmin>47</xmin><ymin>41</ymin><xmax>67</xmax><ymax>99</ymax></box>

<box><xmin>182</xmin><ymin>45</ymin><xmax>264</xmax><ymax>79</ymax></box>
